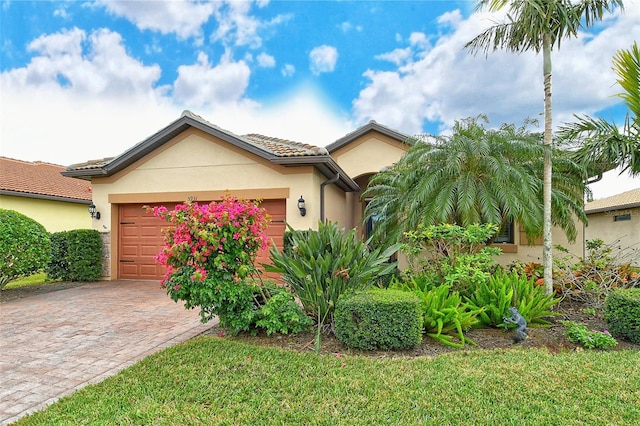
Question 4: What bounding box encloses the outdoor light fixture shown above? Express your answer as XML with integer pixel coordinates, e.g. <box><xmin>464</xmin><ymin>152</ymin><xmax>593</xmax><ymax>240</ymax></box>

<box><xmin>298</xmin><ymin>196</ymin><xmax>306</xmax><ymax>217</ymax></box>
<box><xmin>88</xmin><ymin>202</ymin><xmax>101</xmax><ymax>220</ymax></box>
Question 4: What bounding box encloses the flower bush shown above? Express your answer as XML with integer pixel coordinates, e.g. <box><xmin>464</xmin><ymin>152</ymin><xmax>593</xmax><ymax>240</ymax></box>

<box><xmin>561</xmin><ymin>321</ymin><xmax>618</xmax><ymax>350</ymax></box>
<box><xmin>150</xmin><ymin>196</ymin><xmax>269</xmax><ymax>286</ymax></box>
<box><xmin>150</xmin><ymin>196</ymin><xmax>271</xmax><ymax>323</ymax></box>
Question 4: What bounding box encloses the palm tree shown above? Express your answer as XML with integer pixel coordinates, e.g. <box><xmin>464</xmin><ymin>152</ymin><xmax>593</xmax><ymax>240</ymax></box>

<box><xmin>363</xmin><ymin>115</ymin><xmax>587</xmax><ymax>250</ymax></box>
<box><xmin>465</xmin><ymin>0</ymin><xmax>624</xmax><ymax>295</ymax></box>
<box><xmin>559</xmin><ymin>42</ymin><xmax>640</xmax><ymax>177</ymax></box>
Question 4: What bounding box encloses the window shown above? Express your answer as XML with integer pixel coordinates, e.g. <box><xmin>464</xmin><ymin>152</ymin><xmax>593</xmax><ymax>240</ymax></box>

<box><xmin>614</xmin><ymin>214</ymin><xmax>631</xmax><ymax>222</ymax></box>
<box><xmin>493</xmin><ymin>220</ymin><xmax>514</xmax><ymax>244</ymax></box>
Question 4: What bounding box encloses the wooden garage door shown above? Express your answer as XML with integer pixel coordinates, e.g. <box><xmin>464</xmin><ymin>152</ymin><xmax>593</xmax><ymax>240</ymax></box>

<box><xmin>118</xmin><ymin>200</ymin><xmax>286</xmax><ymax>280</ymax></box>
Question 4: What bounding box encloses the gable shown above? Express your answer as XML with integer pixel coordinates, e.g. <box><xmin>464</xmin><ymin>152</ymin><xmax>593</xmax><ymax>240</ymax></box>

<box><xmin>331</xmin><ymin>132</ymin><xmax>410</xmax><ymax>178</ymax></box>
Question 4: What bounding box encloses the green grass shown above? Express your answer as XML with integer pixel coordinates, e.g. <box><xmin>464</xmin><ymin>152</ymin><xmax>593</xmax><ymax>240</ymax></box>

<box><xmin>16</xmin><ymin>338</ymin><xmax>640</xmax><ymax>425</ymax></box>
<box><xmin>3</xmin><ymin>273</ymin><xmax>51</xmax><ymax>289</ymax></box>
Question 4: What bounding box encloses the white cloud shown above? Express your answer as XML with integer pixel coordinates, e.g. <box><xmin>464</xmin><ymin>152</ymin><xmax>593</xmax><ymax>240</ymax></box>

<box><xmin>375</xmin><ymin>48</ymin><xmax>412</xmax><ymax>66</ymax></box>
<box><xmin>309</xmin><ymin>45</ymin><xmax>338</xmax><ymax>75</ymax></box>
<box><xmin>353</xmin><ymin>4</ymin><xmax>640</xmax><ymax>135</ymax></box>
<box><xmin>256</xmin><ymin>52</ymin><xmax>275</xmax><ymax>68</ymax></box>
<box><xmin>212</xmin><ymin>1</ymin><xmax>291</xmax><ymax>49</ymax></box>
<box><xmin>98</xmin><ymin>0</ymin><xmax>216</xmax><ymax>40</ymax></box>
<box><xmin>281</xmin><ymin>63</ymin><xmax>295</xmax><ymax>77</ymax></box>
<box><xmin>173</xmin><ymin>51</ymin><xmax>251</xmax><ymax>107</ymax></box>
<box><xmin>2</xmin><ymin>27</ymin><xmax>162</xmax><ymax>97</ymax></box>
<box><xmin>339</xmin><ymin>21</ymin><xmax>362</xmax><ymax>33</ymax></box>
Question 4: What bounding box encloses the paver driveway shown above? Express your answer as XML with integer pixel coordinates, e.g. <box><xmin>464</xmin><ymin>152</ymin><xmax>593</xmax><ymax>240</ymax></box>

<box><xmin>0</xmin><ymin>281</ymin><xmax>214</xmax><ymax>425</ymax></box>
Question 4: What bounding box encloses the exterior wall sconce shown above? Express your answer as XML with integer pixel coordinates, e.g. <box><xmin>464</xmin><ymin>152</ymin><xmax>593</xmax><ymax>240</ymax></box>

<box><xmin>297</xmin><ymin>196</ymin><xmax>306</xmax><ymax>217</ymax></box>
<box><xmin>88</xmin><ymin>202</ymin><xmax>101</xmax><ymax>220</ymax></box>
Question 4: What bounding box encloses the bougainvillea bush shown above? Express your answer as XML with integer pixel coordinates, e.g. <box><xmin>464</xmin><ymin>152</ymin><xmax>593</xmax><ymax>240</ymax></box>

<box><xmin>150</xmin><ymin>196</ymin><xmax>273</xmax><ymax>324</ymax></box>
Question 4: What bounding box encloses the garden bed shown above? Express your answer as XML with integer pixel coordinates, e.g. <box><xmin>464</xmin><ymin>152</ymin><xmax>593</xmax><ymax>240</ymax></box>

<box><xmin>202</xmin><ymin>299</ymin><xmax>640</xmax><ymax>357</ymax></box>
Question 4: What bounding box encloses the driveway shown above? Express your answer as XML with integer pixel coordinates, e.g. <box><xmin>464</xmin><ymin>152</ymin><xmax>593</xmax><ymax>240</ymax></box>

<box><xmin>0</xmin><ymin>281</ymin><xmax>214</xmax><ymax>425</ymax></box>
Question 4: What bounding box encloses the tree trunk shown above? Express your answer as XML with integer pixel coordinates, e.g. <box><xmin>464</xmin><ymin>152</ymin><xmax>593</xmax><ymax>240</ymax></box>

<box><xmin>542</xmin><ymin>35</ymin><xmax>554</xmax><ymax>296</ymax></box>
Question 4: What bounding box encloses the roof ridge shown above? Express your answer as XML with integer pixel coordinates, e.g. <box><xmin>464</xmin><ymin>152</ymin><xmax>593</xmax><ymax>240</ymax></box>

<box><xmin>0</xmin><ymin>156</ymin><xmax>66</xmax><ymax>168</ymax></box>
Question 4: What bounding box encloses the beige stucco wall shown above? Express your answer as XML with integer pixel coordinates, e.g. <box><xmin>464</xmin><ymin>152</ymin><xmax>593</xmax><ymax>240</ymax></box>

<box><xmin>495</xmin><ymin>224</ymin><xmax>584</xmax><ymax>266</ymax></box>
<box><xmin>0</xmin><ymin>195</ymin><xmax>91</xmax><ymax>232</ymax></box>
<box><xmin>332</xmin><ymin>133</ymin><xmax>409</xmax><ymax>178</ymax></box>
<box><xmin>586</xmin><ymin>208</ymin><xmax>640</xmax><ymax>257</ymax></box>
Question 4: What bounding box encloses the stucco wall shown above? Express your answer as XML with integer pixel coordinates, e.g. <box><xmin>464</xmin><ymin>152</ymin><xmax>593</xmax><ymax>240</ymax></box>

<box><xmin>495</xmin><ymin>224</ymin><xmax>584</xmax><ymax>266</ymax></box>
<box><xmin>586</xmin><ymin>209</ymin><xmax>640</xmax><ymax>258</ymax></box>
<box><xmin>0</xmin><ymin>195</ymin><xmax>91</xmax><ymax>232</ymax></box>
<box><xmin>332</xmin><ymin>133</ymin><xmax>409</xmax><ymax>178</ymax></box>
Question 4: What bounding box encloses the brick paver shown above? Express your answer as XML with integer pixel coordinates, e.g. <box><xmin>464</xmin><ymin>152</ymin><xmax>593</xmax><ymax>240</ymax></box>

<box><xmin>0</xmin><ymin>281</ymin><xmax>214</xmax><ymax>425</ymax></box>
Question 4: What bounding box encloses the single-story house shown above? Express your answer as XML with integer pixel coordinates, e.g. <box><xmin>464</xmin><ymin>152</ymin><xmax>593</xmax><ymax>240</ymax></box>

<box><xmin>0</xmin><ymin>157</ymin><xmax>92</xmax><ymax>232</ymax></box>
<box><xmin>62</xmin><ymin>111</ymin><xmax>583</xmax><ymax>280</ymax></box>
<box><xmin>585</xmin><ymin>188</ymin><xmax>640</xmax><ymax>262</ymax></box>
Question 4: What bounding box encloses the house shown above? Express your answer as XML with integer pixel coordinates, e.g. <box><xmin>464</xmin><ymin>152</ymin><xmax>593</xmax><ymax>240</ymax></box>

<box><xmin>585</xmin><ymin>188</ymin><xmax>640</xmax><ymax>263</ymax></box>
<box><xmin>0</xmin><ymin>157</ymin><xmax>92</xmax><ymax>232</ymax></box>
<box><xmin>62</xmin><ymin>111</ymin><xmax>410</xmax><ymax>280</ymax></box>
<box><xmin>63</xmin><ymin>111</ymin><xmax>585</xmax><ymax>280</ymax></box>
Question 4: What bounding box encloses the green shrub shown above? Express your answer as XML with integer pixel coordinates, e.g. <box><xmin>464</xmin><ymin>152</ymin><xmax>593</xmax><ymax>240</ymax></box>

<box><xmin>465</xmin><ymin>270</ymin><xmax>560</xmax><ymax>328</ymax></box>
<box><xmin>392</xmin><ymin>277</ymin><xmax>482</xmax><ymax>348</ymax></box>
<box><xmin>46</xmin><ymin>229</ymin><xmax>102</xmax><ymax>282</ymax></box>
<box><xmin>267</xmin><ymin>221</ymin><xmax>399</xmax><ymax>328</ymax></box>
<box><xmin>401</xmin><ymin>223</ymin><xmax>502</xmax><ymax>297</ymax></box>
<box><xmin>167</xmin><ymin>268</ymin><xmax>259</xmax><ymax>332</ymax></box>
<box><xmin>334</xmin><ymin>288</ymin><xmax>423</xmax><ymax>350</ymax></box>
<box><xmin>561</xmin><ymin>321</ymin><xmax>618</xmax><ymax>349</ymax></box>
<box><xmin>604</xmin><ymin>288</ymin><xmax>640</xmax><ymax>344</ymax></box>
<box><xmin>255</xmin><ymin>289</ymin><xmax>313</xmax><ymax>335</ymax></box>
<box><xmin>0</xmin><ymin>209</ymin><xmax>51</xmax><ymax>289</ymax></box>
<box><xmin>47</xmin><ymin>232</ymin><xmax>69</xmax><ymax>281</ymax></box>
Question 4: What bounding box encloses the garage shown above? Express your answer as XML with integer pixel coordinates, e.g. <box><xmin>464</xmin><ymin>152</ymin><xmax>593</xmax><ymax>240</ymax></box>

<box><xmin>118</xmin><ymin>199</ymin><xmax>286</xmax><ymax>280</ymax></box>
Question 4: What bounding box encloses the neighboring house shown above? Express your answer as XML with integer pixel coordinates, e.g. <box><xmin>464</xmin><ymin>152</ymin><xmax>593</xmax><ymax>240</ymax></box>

<box><xmin>585</xmin><ymin>188</ymin><xmax>640</xmax><ymax>263</ymax></box>
<box><xmin>0</xmin><ymin>157</ymin><xmax>92</xmax><ymax>232</ymax></box>
<box><xmin>62</xmin><ymin>111</ymin><xmax>583</xmax><ymax>280</ymax></box>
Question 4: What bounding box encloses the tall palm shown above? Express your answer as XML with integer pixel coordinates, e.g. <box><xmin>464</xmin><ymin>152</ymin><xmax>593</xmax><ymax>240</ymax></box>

<box><xmin>363</xmin><ymin>115</ymin><xmax>587</xmax><ymax>250</ymax></box>
<box><xmin>465</xmin><ymin>0</ymin><xmax>624</xmax><ymax>295</ymax></box>
<box><xmin>560</xmin><ymin>42</ymin><xmax>640</xmax><ymax>176</ymax></box>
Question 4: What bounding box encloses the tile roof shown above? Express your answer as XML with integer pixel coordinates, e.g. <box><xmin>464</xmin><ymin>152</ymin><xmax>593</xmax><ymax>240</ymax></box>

<box><xmin>242</xmin><ymin>134</ymin><xmax>328</xmax><ymax>157</ymax></box>
<box><xmin>0</xmin><ymin>157</ymin><xmax>92</xmax><ymax>201</ymax></box>
<box><xmin>585</xmin><ymin>187</ymin><xmax>640</xmax><ymax>213</ymax></box>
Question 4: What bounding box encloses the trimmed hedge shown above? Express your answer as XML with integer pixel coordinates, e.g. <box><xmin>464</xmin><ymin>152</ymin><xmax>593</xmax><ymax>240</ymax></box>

<box><xmin>47</xmin><ymin>229</ymin><xmax>103</xmax><ymax>282</ymax></box>
<box><xmin>0</xmin><ymin>209</ymin><xmax>51</xmax><ymax>288</ymax></box>
<box><xmin>334</xmin><ymin>288</ymin><xmax>423</xmax><ymax>350</ymax></box>
<box><xmin>604</xmin><ymin>288</ymin><xmax>640</xmax><ymax>344</ymax></box>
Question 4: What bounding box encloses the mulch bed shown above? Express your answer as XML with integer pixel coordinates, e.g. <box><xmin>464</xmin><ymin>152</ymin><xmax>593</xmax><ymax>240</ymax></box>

<box><xmin>4</xmin><ymin>282</ymin><xmax>638</xmax><ymax>357</ymax></box>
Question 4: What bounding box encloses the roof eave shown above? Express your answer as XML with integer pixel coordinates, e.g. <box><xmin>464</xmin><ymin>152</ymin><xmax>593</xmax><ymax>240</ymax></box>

<box><xmin>585</xmin><ymin>202</ymin><xmax>640</xmax><ymax>214</ymax></box>
<box><xmin>67</xmin><ymin>114</ymin><xmax>278</xmax><ymax>179</ymax></box>
<box><xmin>0</xmin><ymin>189</ymin><xmax>92</xmax><ymax>204</ymax></box>
<box><xmin>271</xmin><ymin>156</ymin><xmax>360</xmax><ymax>192</ymax></box>
<box><xmin>60</xmin><ymin>168</ymin><xmax>108</xmax><ymax>180</ymax></box>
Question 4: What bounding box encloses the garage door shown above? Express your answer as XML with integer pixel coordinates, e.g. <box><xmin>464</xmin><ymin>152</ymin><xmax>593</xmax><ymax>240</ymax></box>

<box><xmin>118</xmin><ymin>200</ymin><xmax>286</xmax><ymax>280</ymax></box>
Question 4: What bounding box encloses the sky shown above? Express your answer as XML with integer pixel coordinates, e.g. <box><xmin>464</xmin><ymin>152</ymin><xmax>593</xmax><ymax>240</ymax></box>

<box><xmin>1</xmin><ymin>0</ymin><xmax>639</xmax><ymax>200</ymax></box>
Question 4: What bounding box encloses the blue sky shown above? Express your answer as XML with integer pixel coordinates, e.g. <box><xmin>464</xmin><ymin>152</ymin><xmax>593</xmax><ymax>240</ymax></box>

<box><xmin>1</xmin><ymin>0</ymin><xmax>639</xmax><ymax>199</ymax></box>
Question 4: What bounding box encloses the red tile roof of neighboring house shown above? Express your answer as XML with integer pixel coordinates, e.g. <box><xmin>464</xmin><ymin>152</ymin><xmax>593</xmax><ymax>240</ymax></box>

<box><xmin>0</xmin><ymin>157</ymin><xmax>92</xmax><ymax>202</ymax></box>
<box><xmin>585</xmin><ymin>187</ymin><xmax>640</xmax><ymax>214</ymax></box>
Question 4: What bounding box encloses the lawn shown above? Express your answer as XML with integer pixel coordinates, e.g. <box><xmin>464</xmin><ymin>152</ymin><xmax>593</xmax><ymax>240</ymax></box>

<box><xmin>16</xmin><ymin>337</ymin><xmax>640</xmax><ymax>425</ymax></box>
<box><xmin>3</xmin><ymin>273</ymin><xmax>50</xmax><ymax>289</ymax></box>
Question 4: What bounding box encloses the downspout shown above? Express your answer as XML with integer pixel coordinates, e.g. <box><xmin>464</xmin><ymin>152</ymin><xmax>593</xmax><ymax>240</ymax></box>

<box><xmin>320</xmin><ymin>173</ymin><xmax>340</xmax><ymax>223</ymax></box>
